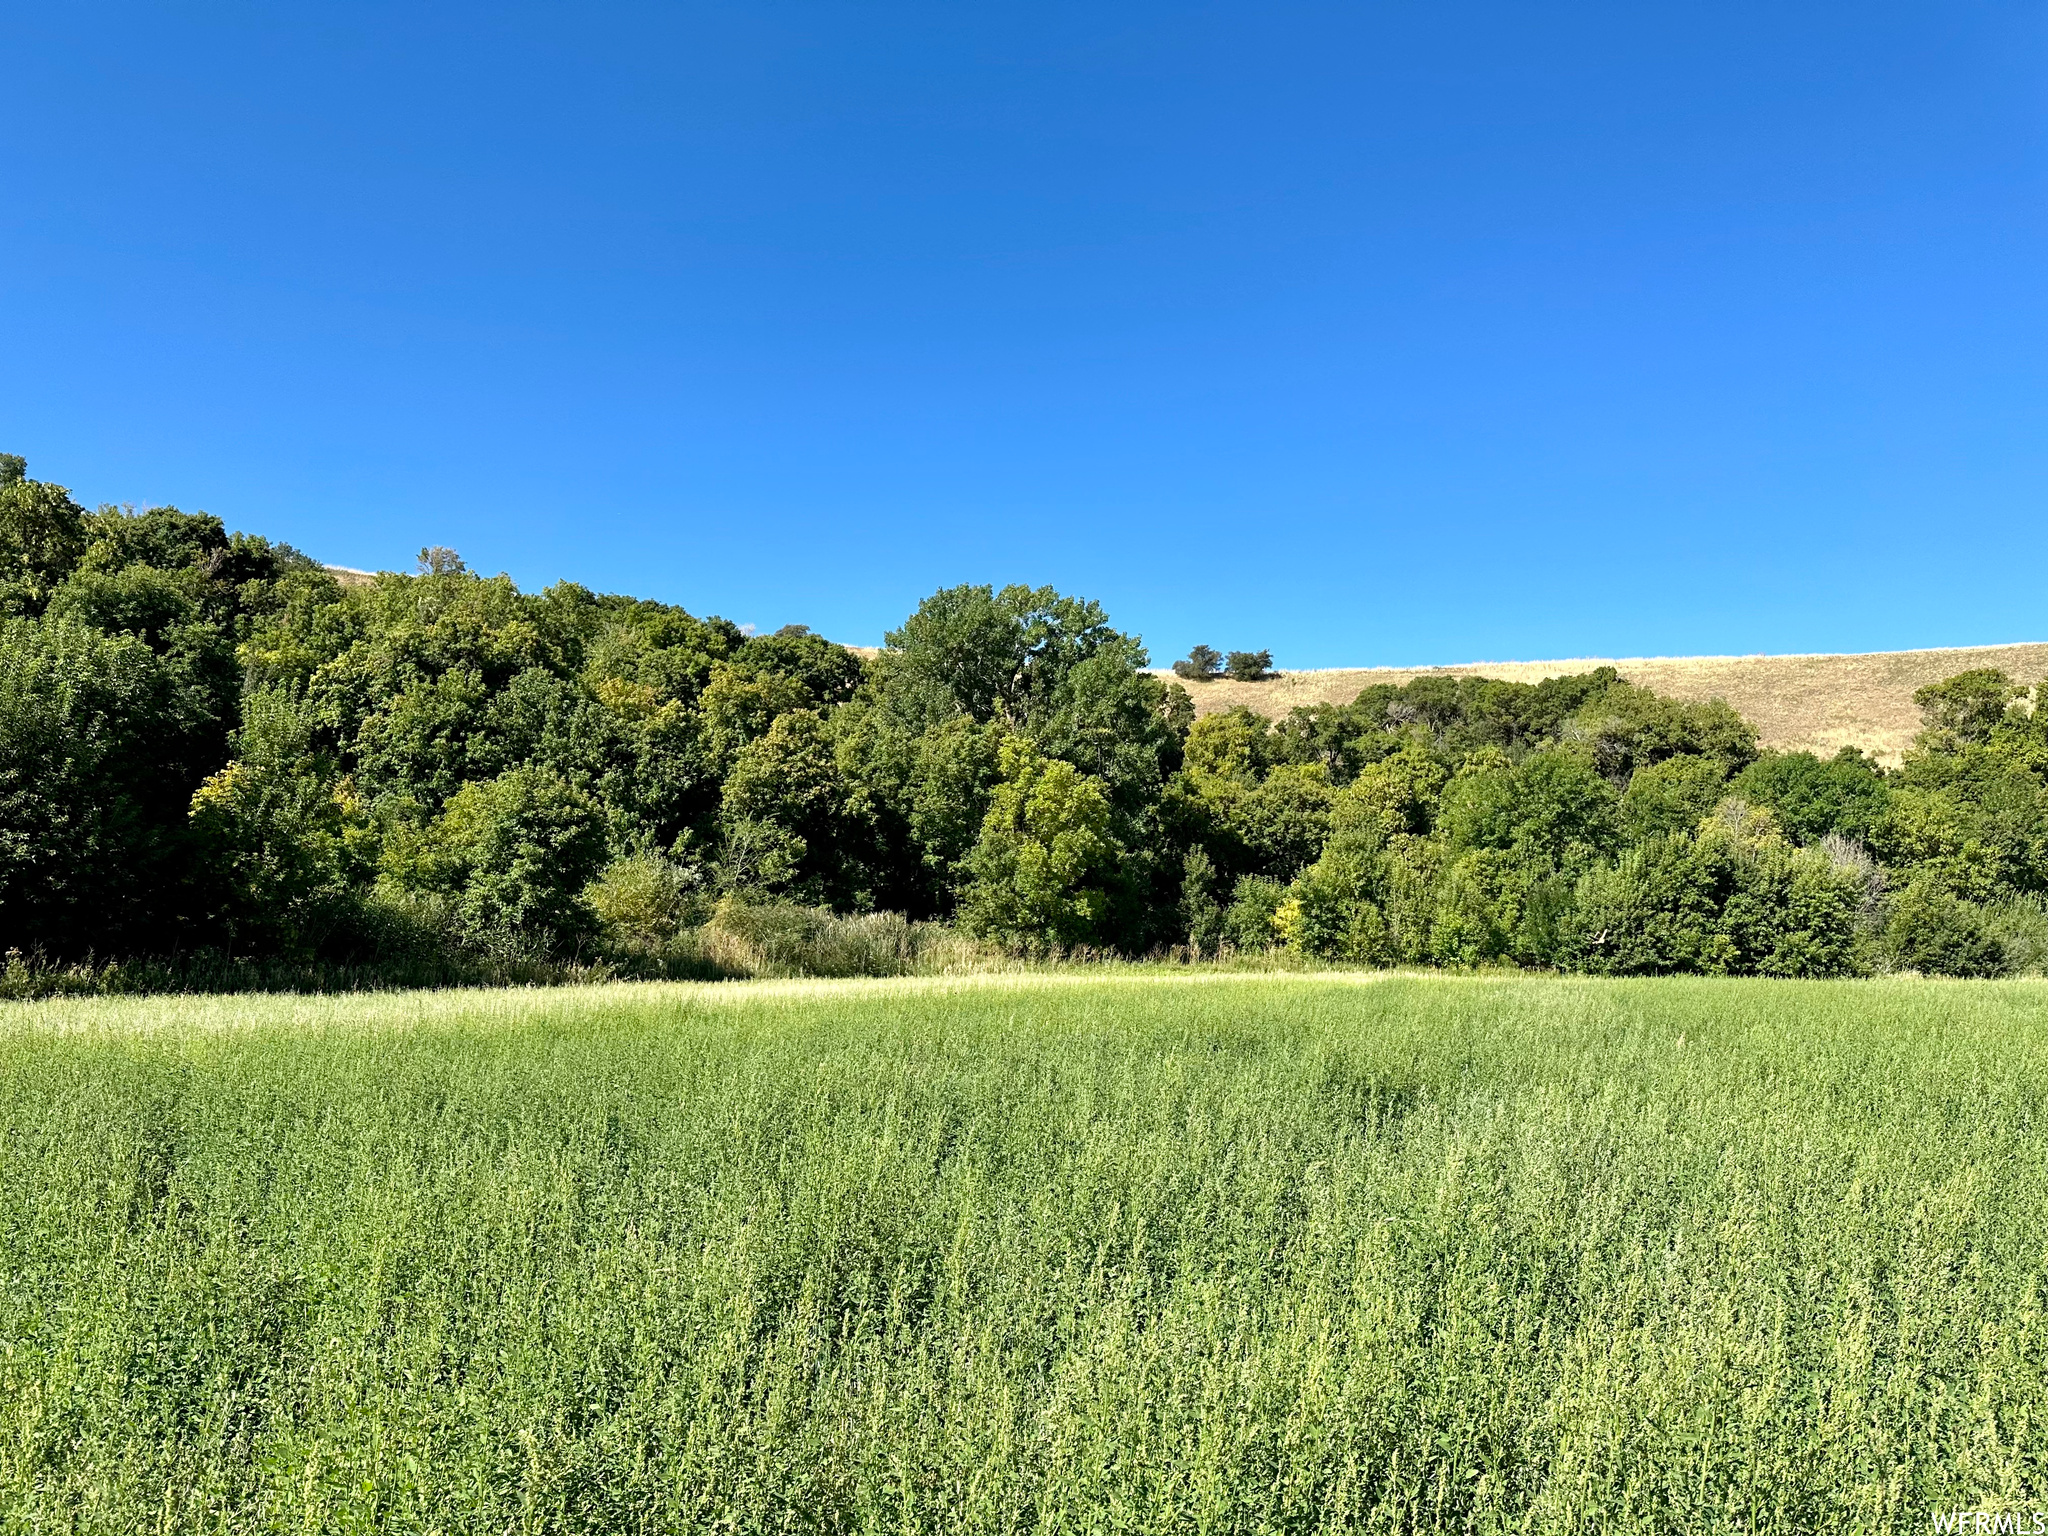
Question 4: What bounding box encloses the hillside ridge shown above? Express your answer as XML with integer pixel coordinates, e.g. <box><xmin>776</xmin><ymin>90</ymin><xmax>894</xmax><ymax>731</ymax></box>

<box><xmin>1161</xmin><ymin>641</ymin><xmax>2048</xmax><ymax>763</ymax></box>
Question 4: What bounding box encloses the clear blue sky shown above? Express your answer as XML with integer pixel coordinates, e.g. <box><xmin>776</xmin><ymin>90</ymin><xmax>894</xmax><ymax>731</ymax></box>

<box><xmin>5</xmin><ymin>2</ymin><xmax>2044</xmax><ymax>666</ymax></box>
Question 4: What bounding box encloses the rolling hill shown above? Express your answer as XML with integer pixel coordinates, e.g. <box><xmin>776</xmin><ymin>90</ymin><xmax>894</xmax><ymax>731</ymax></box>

<box><xmin>1164</xmin><ymin>642</ymin><xmax>2048</xmax><ymax>763</ymax></box>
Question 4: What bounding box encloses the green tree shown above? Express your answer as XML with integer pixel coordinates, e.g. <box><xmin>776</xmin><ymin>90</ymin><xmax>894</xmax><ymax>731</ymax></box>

<box><xmin>1569</xmin><ymin>683</ymin><xmax>1757</xmax><ymax>783</ymax></box>
<box><xmin>876</xmin><ymin>583</ymin><xmax>1121</xmax><ymax>732</ymax></box>
<box><xmin>1438</xmin><ymin>748</ymin><xmax>1620</xmax><ymax>867</ymax></box>
<box><xmin>1180</xmin><ymin>847</ymin><xmax>1224</xmax><ymax>954</ymax></box>
<box><xmin>382</xmin><ymin>766</ymin><xmax>608</xmax><ymax>955</ymax></box>
<box><xmin>187</xmin><ymin>690</ymin><xmax>374</xmax><ymax>956</ymax></box>
<box><xmin>1562</xmin><ymin>803</ymin><xmax>1865</xmax><ymax>978</ymax></box>
<box><xmin>902</xmin><ymin>716</ymin><xmax>1007</xmax><ymax>894</ymax></box>
<box><xmin>1882</xmin><ymin>878</ymin><xmax>2007</xmax><ymax>977</ymax></box>
<box><xmin>0</xmin><ymin>457</ymin><xmax>87</xmax><ymax>617</ymax></box>
<box><xmin>1283</xmin><ymin>821</ymin><xmax>1400</xmax><ymax>965</ymax></box>
<box><xmin>1622</xmin><ymin>753</ymin><xmax>1730</xmax><ymax>841</ymax></box>
<box><xmin>1913</xmin><ymin>669</ymin><xmax>2025</xmax><ymax>745</ymax></box>
<box><xmin>1730</xmin><ymin>749</ymin><xmax>1890</xmax><ymax>844</ymax></box>
<box><xmin>1221</xmin><ymin>875</ymin><xmax>1289</xmax><ymax>950</ymax></box>
<box><xmin>720</xmin><ymin>710</ymin><xmax>845</xmax><ymax>900</ymax></box>
<box><xmin>0</xmin><ymin>617</ymin><xmax>212</xmax><ymax>953</ymax></box>
<box><xmin>959</xmin><ymin>738</ymin><xmax>1122</xmax><ymax>949</ymax></box>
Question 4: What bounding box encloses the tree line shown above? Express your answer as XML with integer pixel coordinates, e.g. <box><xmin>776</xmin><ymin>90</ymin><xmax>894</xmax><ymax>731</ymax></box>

<box><xmin>2</xmin><ymin>452</ymin><xmax>2040</xmax><ymax>983</ymax></box>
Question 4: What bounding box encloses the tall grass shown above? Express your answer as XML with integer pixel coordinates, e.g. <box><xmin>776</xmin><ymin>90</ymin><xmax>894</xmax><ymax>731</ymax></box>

<box><xmin>0</xmin><ymin>900</ymin><xmax>997</xmax><ymax>999</ymax></box>
<box><xmin>2</xmin><ymin>973</ymin><xmax>2046</xmax><ymax>1531</ymax></box>
<box><xmin>690</xmin><ymin>896</ymin><xmax>988</xmax><ymax>978</ymax></box>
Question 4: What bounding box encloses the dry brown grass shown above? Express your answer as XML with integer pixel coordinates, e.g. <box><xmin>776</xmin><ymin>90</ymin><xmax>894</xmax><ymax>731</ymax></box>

<box><xmin>1166</xmin><ymin>642</ymin><xmax>2048</xmax><ymax>763</ymax></box>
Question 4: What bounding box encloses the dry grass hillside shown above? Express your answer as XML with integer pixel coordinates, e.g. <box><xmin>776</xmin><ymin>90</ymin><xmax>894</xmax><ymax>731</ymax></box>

<box><xmin>1166</xmin><ymin>643</ymin><xmax>2048</xmax><ymax>763</ymax></box>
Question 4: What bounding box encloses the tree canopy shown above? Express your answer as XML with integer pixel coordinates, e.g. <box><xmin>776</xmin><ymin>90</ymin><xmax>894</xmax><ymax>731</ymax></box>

<box><xmin>4</xmin><ymin>450</ymin><xmax>2043</xmax><ymax>981</ymax></box>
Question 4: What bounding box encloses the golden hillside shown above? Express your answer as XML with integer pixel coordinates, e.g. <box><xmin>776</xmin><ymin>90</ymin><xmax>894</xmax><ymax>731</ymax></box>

<box><xmin>1167</xmin><ymin>643</ymin><xmax>2048</xmax><ymax>764</ymax></box>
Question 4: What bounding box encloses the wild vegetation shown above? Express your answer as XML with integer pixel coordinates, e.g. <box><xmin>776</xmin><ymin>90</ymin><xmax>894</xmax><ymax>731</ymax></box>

<box><xmin>1173</xmin><ymin>643</ymin><xmax>1274</xmax><ymax>682</ymax></box>
<box><xmin>5</xmin><ymin>451</ymin><xmax>2047</xmax><ymax>987</ymax></box>
<box><xmin>1178</xmin><ymin>643</ymin><xmax>2048</xmax><ymax>762</ymax></box>
<box><xmin>3</xmin><ymin>972</ymin><xmax>2045</xmax><ymax>1530</ymax></box>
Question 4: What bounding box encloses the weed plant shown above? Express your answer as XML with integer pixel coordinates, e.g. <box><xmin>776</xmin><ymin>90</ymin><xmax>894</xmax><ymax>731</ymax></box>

<box><xmin>2</xmin><ymin>974</ymin><xmax>2045</xmax><ymax>1531</ymax></box>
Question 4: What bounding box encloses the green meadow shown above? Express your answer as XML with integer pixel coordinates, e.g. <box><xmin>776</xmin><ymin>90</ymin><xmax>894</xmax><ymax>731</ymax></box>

<box><xmin>3</xmin><ymin>973</ymin><xmax>2046</xmax><ymax>1532</ymax></box>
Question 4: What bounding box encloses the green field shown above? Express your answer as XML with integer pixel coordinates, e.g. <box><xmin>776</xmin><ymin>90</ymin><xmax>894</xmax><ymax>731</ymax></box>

<box><xmin>3</xmin><ymin>974</ymin><xmax>2046</xmax><ymax>1532</ymax></box>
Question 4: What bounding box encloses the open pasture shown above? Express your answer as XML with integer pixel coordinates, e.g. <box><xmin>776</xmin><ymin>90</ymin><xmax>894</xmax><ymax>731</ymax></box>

<box><xmin>3</xmin><ymin>973</ymin><xmax>2047</xmax><ymax>1532</ymax></box>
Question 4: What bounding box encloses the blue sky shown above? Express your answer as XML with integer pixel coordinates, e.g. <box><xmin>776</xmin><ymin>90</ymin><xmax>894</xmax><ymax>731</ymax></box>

<box><xmin>5</xmin><ymin>2</ymin><xmax>2044</xmax><ymax>666</ymax></box>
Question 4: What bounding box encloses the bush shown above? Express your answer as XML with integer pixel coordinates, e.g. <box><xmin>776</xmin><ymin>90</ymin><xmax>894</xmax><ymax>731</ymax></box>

<box><xmin>1172</xmin><ymin>644</ymin><xmax>1223</xmax><ymax>683</ymax></box>
<box><xmin>1622</xmin><ymin>754</ymin><xmax>1728</xmax><ymax>841</ymax></box>
<box><xmin>1180</xmin><ymin>848</ymin><xmax>1225</xmax><ymax>955</ymax></box>
<box><xmin>696</xmin><ymin>896</ymin><xmax>978</xmax><ymax>978</ymax></box>
<box><xmin>1225</xmin><ymin>649</ymin><xmax>1274</xmax><ymax>682</ymax></box>
<box><xmin>1730</xmin><ymin>749</ymin><xmax>1889</xmax><ymax>843</ymax></box>
<box><xmin>1221</xmin><ymin>876</ymin><xmax>1289</xmax><ymax>951</ymax></box>
<box><xmin>382</xmin><ymin>766</ymin><xmax>610</xmax><ymax>957</ymax></box>
<box><xmin>958</xmin><ymin>738</ymin><xmax>1122</xmax><ymax>951</ymax></box>
<box><xmin>1882</xmin><ymin>880</ymin><xmax>2008</xmax><ymax>977</ymax></box>
<box><xmin>586</xmin><ymin>851</ymin><xmax>705</xmax><ymax>951</ymax></box>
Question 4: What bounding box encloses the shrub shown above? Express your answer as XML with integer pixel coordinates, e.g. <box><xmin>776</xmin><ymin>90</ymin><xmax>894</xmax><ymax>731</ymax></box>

<box><xmin>1180</xmin><ymin>848</ymin><xmax>1225</xmax><ymax>955</ymax></box>
<box><xmin>958</xmin><ymin>738</ymin><xmax>1122</xmax><ymax>951</ymax></box>
<box><xmin>697</xmin><ymin>896</ymin><xmax>977</xmax><ymax>977</ymax></box>
<box><xmin>1882</xmin><ymin>880</ymin><xmax>2008</xmax><ymax>977</ymax></box>
<box><xmin>1730</xmin><ymin>749</ymin><xmax>1890</xmax><ymax>843</ymax></box>
<box><xmin>1225</xmin><ymin>649</ymin><xmax>1274</xmax><ymax>682</ymax></box>
<box><xmin>1913</xmin><ymin>669</ymin><xmax>2023</xmax><ymax>744</ymax></box>
<box><xmin>1221</xmin><ymin>876</ymin><xmax>1289</xmax><ymax>951</ymax></box>
<box><xmin>586</xmin><ymin>851</ymin><xmax>704</xmax><ymax>951</ymax></box>
<box><xmin>1172</xmin><ymin>644</ymin><xmax>1223</xmax><ymax>682</ymax></box>
<box><xmin>382</xmin><ymin>766</ymin><xmax>609</xmax><ymax>956</ymax></box>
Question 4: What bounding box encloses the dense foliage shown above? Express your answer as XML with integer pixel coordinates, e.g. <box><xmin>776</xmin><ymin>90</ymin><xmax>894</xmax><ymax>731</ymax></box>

<box><xmin>5</xmin><ymin>452</ymin><xmax>2045</xmax><ymax>978</ymax></box>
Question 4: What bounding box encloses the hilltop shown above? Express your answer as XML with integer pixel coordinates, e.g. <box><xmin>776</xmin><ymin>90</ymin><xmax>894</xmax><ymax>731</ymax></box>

<box><xmin>1164</xmin><ymin>642</ymin><xmax>2048</xmax><ymax>763</ymax></box>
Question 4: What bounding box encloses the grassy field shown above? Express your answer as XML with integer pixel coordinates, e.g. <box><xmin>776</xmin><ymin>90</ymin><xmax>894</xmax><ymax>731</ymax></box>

<box><xmin>1169</xmin><ymin>641</ymin><xmax>2048</xmax><ymax>762</ymax></box>
<box><xmin>4</xmin><ymin>973</ymin><xmax>2047</xmax><ymax>1532</ymax></box>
